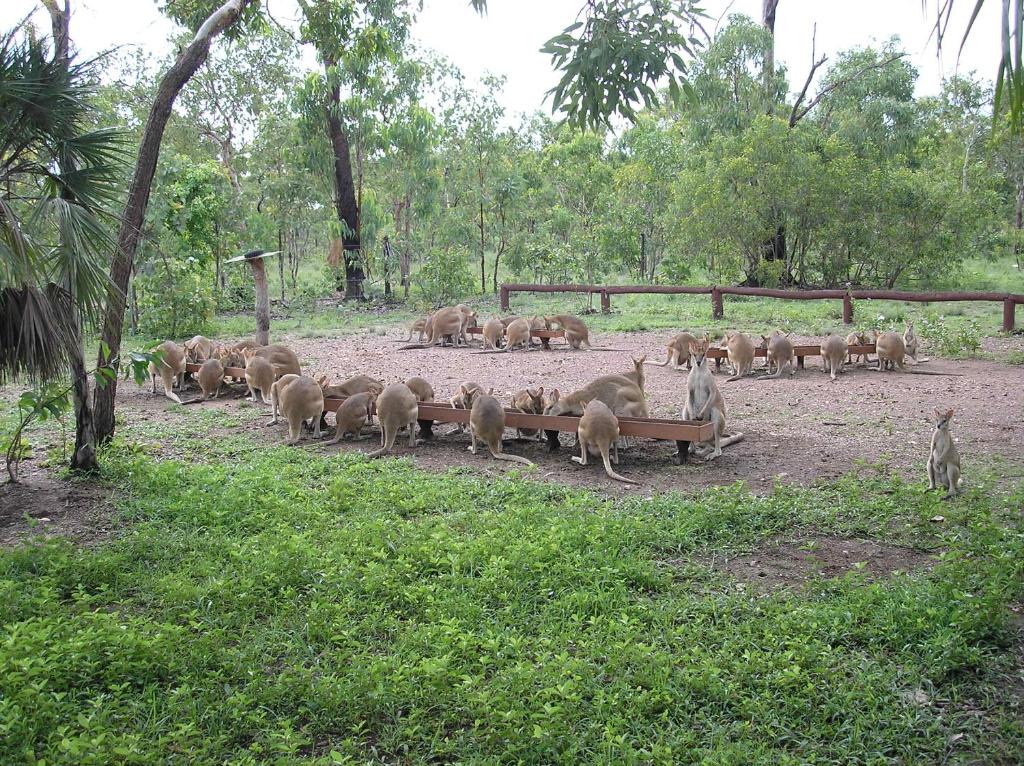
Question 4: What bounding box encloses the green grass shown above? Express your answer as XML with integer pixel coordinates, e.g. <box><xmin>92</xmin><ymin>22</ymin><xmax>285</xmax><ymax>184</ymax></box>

<box><xmin>2</xmin><ymin>430</ymin><xmax>1022</xmax><ymax>763</ymax></box>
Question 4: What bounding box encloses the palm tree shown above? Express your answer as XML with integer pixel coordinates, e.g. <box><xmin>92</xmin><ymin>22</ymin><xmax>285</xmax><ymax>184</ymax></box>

<box><xmin>0</xmin><ymin>20</ymin><xmax>124</xmax><ymax>472</ymax></box>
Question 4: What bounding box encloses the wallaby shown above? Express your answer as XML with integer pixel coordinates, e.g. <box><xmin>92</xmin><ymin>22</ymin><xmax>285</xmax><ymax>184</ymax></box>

<box><xmin>682</xmin><ymin>340</ymin><xmax>744</xmax><ymax>460</ymax></box>
<box><xmin>573</xmin><ymin>399</ymin><xmax>638</xmax><ymax>485</ymax></box>
<box><xmin>183</xmin><ymin>335</ymin><xmax>215</xmax><ymax>363</ymax></box>
<box><xmin>449</xmin><ymin>381</ymin><xmax>485</xmax><ymax>434</ymax></box>
<box><xmin>722</xmin><ymin>331</ymin><xmax>756</xmax><ymax>381</ymax></box>
<box><xmin>544</xmin><ymin>314</ymin><xmax>591</xmax><ymax>349</ymax></box>
<box><xmin>254</xmin><ymin>344</ymin><xmax>301</xmax><ymax>376</ymax></box>
<box><xmin>757</xmin><ymin>330</ymin><xmax>796</xmax><ymax>379</ymax></box>
<box><xmin>275</xmin><ymin>376</ymin><xmax>324</xmax><ymax>445</ymax></box>
<box><xmin>405</xmin><ymin>376</ymin><xmax>434</xmax><ymax>402</ymax></box>
<box><xmin>621</xmin><ymin>356</ymin><xmax>647</xmax><ymax>393</ymax></box>
<box><xmin>510</xmin><ymin>386</ymin><xmax>546</xmax><ymax>440</ymax></box>
<box><xmin>405</xmin><ymin>315</ymin><xmax>431</xmax><ymax>342</ymax></box>
<box><xmin>324</xmin><ymin>391</ymin><xmax>375</xmax><ymax>444</ymax></box>
<box><xmin>873</xmin><ymin>331</ymin><xmax>907</xmax><ymax>371</ymax></box>
<box><xmin>499</xmin><ymin>315</ymin><xmax>520</xmax><ymax>328</ymax></box>
<box><xmin>427</xmin><ymin>306</ymin><xmax>469</xmax><ymax>347</ymax></box>
<box><xmin>903</xmin><ymin>321</ymin><xmax>926</xmax><ymax>363</ymax></box>
<box><xmin>545</xmin><ymin>375</ymin><xmax>648</xmax><ymax>419</ymax></box>
<box><xmin>927</xmin><ymin>408</ymin><xmax>962</xmax><ymax>499</ymax></box>
<box><xmin>243</xmin><ymin>347</ymin><xmax>275</xmax><ymax>404</ymax></box>
<box><xmin>647</xmin><ymin>331</ymin><xmax>699</xmax><ymax>370</ymax></box>
<box><xmin>455</xmin><ymin>303</ymin><xmax>479</xmax><ymax>338</ymax></box>
<box><xmin>369</xmin><ymin>382</ymin><xmax>420</xmax><ymax>458</ymax></box>
<box><xmin>197</xmin><ymin>356</ymin><xmax>225</xmax><ymax>399</ymax></box>
<box><xmin>148</xmin><ymin>340</ymin><xmax>187</xmax><ymax>403</ymax></box>
<box><xmin>820</xmin><ymin>334</ymin><xmax>846</xmax><ymax>382</ymax></box>
<box><xmin>845</xmin><ymin>331</ymin><xmax>869</xmax><ymax>366</ymax></box>
<box><xmin>468</xmin><ymin>391</ymin><xmax>534</xmax><ymax>466</ymax></box>
<box><xmin>504</xmin><ymin>318</ymin><xmax>532</xmax><ymax>352</ymax></box>
<box><xmin>269</xmin><ymin>374</ymin><xmax>300</xmax><ymax>425</ymax></box>
<box><xmin>482</xmin><ymin>319</ymin><xmax>505</xmax><ymax>350</ymax></box>
<box><xmin>319</xmin><ymin>374</ymin><xmax>384</xmax><ymax>401</ymax></box>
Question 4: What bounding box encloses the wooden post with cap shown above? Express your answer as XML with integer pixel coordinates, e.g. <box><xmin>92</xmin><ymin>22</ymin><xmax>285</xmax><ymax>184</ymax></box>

<box><xmin>226</xmin><ymin>249</ymin><xmax>280</xmax><ymax>346</ymax></box>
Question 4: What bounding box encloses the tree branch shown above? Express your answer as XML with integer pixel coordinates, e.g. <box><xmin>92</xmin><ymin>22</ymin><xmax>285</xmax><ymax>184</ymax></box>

<box><xmin>790</xmin><ymin>49</ymin><xmax>906</xmax><ymax>127</ymax></box>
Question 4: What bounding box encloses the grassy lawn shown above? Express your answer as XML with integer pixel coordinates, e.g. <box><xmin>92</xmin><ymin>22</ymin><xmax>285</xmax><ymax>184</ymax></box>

<box><xmin>1</xmin><ymin>425</ymin><xmax>1022</xmax><ymax>763</ymax></box>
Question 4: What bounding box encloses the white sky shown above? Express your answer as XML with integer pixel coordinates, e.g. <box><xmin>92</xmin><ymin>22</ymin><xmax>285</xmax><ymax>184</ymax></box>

<box><xmin>1</xmin><ymin>0</ymin><xmax>1005</xmax><ymax>121</ymax></box>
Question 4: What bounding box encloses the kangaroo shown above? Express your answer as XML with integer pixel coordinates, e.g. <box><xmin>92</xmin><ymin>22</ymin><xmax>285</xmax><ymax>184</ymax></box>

<box><xmin>148</xmin><ymin>340</ymin><xmax>187</xmax><ymax>403</ymax></box>
<box><xmin>510</xmin><ymin>386</ymin><xmax>546</xmax><ymax>440</ymax></box>
<box><xmin>573</xmin><ymin>399</ymin><xmax>638</xmax><ymax>485</ymax></box>
<box><xmin>683</xmin><ymin>341</ymin><xmax>743</xmax><ymax>460</ymax></box>
<box><xmin>467</xmin><ymin>391</ymin><xmax>534</xmax><ymax>465</ymax></box>
<box><xmin>275</xmin><ymin>376</ymin><xmax>324</xmax><ymax>445</ymax></box>
<box><xmin>243</xmin><ymin>347</ymin><xmax>275</xmax><ymax>404</ymax></box>
<box><xmin>757</xmin><ymin>330</ymin><xmax>796</xmax><ymax>379</ymax></box>
<box><xmin>197</xmin><ymin>356</ymin><xmax>225</xmax><ymax>399</ymax></box>
<box><xmin>873</xmin><ymin>331</ymin><xmax>907</xmax><ymax>371</ymax></box>
<box><xmin>927</xmin><ymin>408</ymin><xmax>962</xmax><ymax>499</ymax></box>
<box><xmin>324</xmin><ymin>391</ymin><xmax>375</xmax><ymax>444</ymax></box>
<box><xmin>254</xmin><ymin>344</ymin><xmax>300</xmax><ymax>376</ymax></box>
<box><xmin>405</xmin><ymin>315</ymin><xmax>431</xmax><ymax>342</ymax></box>
<box><xmin>482</xmin><ymin>319</ymin><xmax>505</xmax><ymax>350</ymax></box>
<box><xmin>820</xmin><ymin>334</ymin><xmax>846</xmax><ymax>382</ymax></box>
<box><xmin>269</xmin><ymin>374</ymin><xmax>300</xmax><ymax>425</ymax></box>
<box><xmin>722</xmin><ymin>331</ymin><xmax>756</xmax><ymax>381</ymax></box>
<box><xmin>183</xmin><ymin>335</ymin><xmax>215</xmax><ymax>363</ymax></box>
<box><xmin>504</xmin><ymin>318</ymin><xmax>533</xmax><ymax>352</ymax></box>
<box><xmin>845</xmin><ymin>331</ymin><xmax>869</xmax><ymax>366</ymax></box>
<box><xmin>647</xmin><ymin>331</ymin><xmax>699</xmax><ymax>370</ymax></box>
<box><xmin>368</xmin><ymin>383</ymin><xmax>420</xmax><ymax>458</ymax></box>
<box><xmin>544</xmin><ymin>314</ymin><xmax>591</xmax><ymax>349</ymax></box>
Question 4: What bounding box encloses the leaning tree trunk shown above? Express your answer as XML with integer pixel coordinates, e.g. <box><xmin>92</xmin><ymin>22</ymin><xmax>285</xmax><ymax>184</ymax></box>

<box><xmin>93</xmin><ymin>0</ymin><xmax>253</xmax><ymax>444</ymax></box>
<box><xmin>324</xmin><ymin>60</ymin><xmax>364</xmax><ymax>300</ymax></box>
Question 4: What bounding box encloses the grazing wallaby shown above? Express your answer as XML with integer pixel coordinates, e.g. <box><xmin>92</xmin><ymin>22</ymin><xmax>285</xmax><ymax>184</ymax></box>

<box><xmin>197</xmin><ymin>357</ymin><xmax>225</xmax><ymax>399</ymax></box>
<box><xmin>183</xmin><ymin>335</ymin><xmax>215</xmax><ymax>363</ymax></box>
<box><xmin>369</xmin><ymin>382</ymin><xmax>420</xmax><ymax>458</ymax></box>
<box><xmin>406</xmin><ymin>315</ymin><xmax>431</xmax><ymax>342</ymax></box>
<box><xmin>231</xmin><ymin>339</ymin><xmax>258</xmax><ymax>354</ymax></box>
<box><xmin>269</xmin><ymin>374</ymin><xmax>300</xmax><ymax>425</ymax></box>
<box><xmin>545</xmin><ymin>375</ymin><xmax>648</xmax><ymax>419</ymax></box>
<box><xmin>319</xmin><ymin>374</ymin><xmax>385</xmax><ymax>400</ymax></box>
<box><xmin>504</xmin><ymin>318</ymin><xmax>532</xmax><ymax>352</ymax></box>
<box><xmin>683</xmin><ymin>341</ymin><xmax>743</xmax><ymax>460</ymax></box>
<box><xmin>573</xmin><ymin>399</ymin><xmax>638</xmax><ymax>484</ymax></box>
<box><xmin>324</xmin><ymin>391</ymin><xmax>375</xmax><ymax>444</ymax></box>
<box><xmin>845</xmin><ymin>331</ymin><xmax>869</xmax><ymax>366</ymax></box>
<box><xmin>722</xmin><ymin>331</ymin><xmax>756</xmax><ymax>381</ymax></box>
<box><xmin>405</xmin><ymin>377</ymin><xmax>434</xmax><ymax>402</ymax></box>
<box><xmin>873</xmin><ymin>331</ymin><xmax>907</xmax><ymax>371</ymax></box>
<box><xmin>758</xmin><ymin>330</ymin><xmax>796</xmax><ymax>379</ymax></box>
<box><xmin>499</xmin><ymin>315</ymin><xmax>520</xmax><ymax>328</ymax></box>
<box><xmin>820</xmin><ymin>334</ymin><xmax>847</xmax><ymax>382</ymax></box>
<box><xmin>449</xmin><ymin>381</ymin><xmax>484</xmax><ymax>434</ymax></box>
<box><xmin>243</xmin><ymin>347</ymin><xmax>275</xmax><ymax>404</ymax></box>
<box><xmin>275</xmin><ymin>376</ymin><xmax>324</xmax><ymax>445</ymax></box>
<box><xmin>468</xmin><ymin>391</ymin><xmax>534</xmax><ymax>465</ymax></box>
<box><xmin>148</xmin><ymin>340</ymin><xmax>187</xmax><ymax>403</ymax></box>
<box><xmin>927</xmin><ymin>408</ymin><xmax>962</xmax><ymax>499</ymax></box>
<box><xmin>254</xmin><ymin>344</ymin><xmax>300</xmax><ymax>376</ymax></box>
<box><xmin>647</xmin><ymin>331</ymin><xmax>699</xmax><ymax>370</ymax></box>
<box><xmin>482</xmin><ymin>319</ymin><xmax>505</xmax><ymax>350</ymax></box>
<box><xmin>510</xmin><ymin>386</ymin><xmax>546</xmax><ymax>440</ymax></box>
<box><xmin>544</xmin><ymin>314</ymin><xmax>591</xmax><ymax>349</ymax></box>
<box><xmin>426</xmin><ymin>307</ymin><xmax>469</xmax><ymax>347</ymax></box>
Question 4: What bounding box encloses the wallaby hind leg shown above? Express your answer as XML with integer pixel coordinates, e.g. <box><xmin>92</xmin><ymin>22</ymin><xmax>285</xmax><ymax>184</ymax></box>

<box><xmin>571</xmin><ymin>437</ymin><xmax>588</xmax><ymax>466</ymax></box>
<box><xmin>407</xmin><ymin>419</ymin><xmax>417</xmax><ymax>447</ymax></box>
<box><xmin>706</xmin><ymin>410</ymin><xmax>724</xmax><ymax>461</ymax></box>
<box><xmin>468</xmin><ymin>427</ymin><xmax>478</xmax><ymax>454</ymax></box>
<box><xmin>612</xmin><ymin>439</ymin><xmax>620</xmax><ymax>465</ymax></box>
<box><xmin>944</xmin><ymin>464</ymin><xmax>961</xmax><ymax>499</ymax></box>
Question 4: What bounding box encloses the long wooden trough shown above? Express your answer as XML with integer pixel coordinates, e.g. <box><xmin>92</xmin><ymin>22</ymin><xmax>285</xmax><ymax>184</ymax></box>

<box><xmin>706</xmin><ymin>343</ymin><xmax>876</xmax><ymax>370</ymax></box>
<box><xmin>465</xmin><ymin>326</ymin><xmax>564</xmax><ymax>348</ymax></box>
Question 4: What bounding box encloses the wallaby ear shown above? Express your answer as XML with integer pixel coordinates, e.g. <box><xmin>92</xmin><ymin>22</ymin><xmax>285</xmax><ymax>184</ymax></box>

<box><xmin>459</xmin><ymin>383</ymin><xmax>467</xmax><ymax>395</ymax></box>
<box><xmin>536</xmin><ymin>386</ymin><xmax>544</xmax><ymax>397</ymax></box>
<box><xmin>946</xmin><ymin>408</ymin><xmax>954</xmax><ymax>419</ymax></box>
<box><xmin>317</xmin><ymin>375</ymin><xmax>327</xmax><ymax>386</ymax></box>
<box><xmin>550</xmin><ymin>389</ymin><xmax>560</xmax><ymax>402</ymax></box>
<box><xmin>487</xmin><ymin>387</ymin><xmax>495</xmax><ymax>396</ymax></box>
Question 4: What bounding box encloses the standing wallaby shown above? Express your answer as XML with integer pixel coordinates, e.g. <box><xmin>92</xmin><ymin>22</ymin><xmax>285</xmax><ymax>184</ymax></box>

<box><xmin>510</xmin><ymin>386</ymin><xmax>546</xmax><ymax>440</ymax></box>
<box><xmin>406</xmin><ymin>314</ymin><xmax>431</xmax><ymax>342</ymax></box>
<box><xmin>504</xmin><ymin>318</ymin><xmax>532</xmax><ymax>352</ymax></box>
<box><xmin>927</xmin><ymin>408</ymin><xmax>961</xmax><ymax>499</ymax></box>
<box><xmin>722</xmin><ymin>331</ymin><xmax>756</xmax><ymax>381</ymax></box>
<box><xmin>324</xmin><ymin>391</ymin><xmax>375</xmax><ymax>444</ymax></box>
<box><xmin>845</xmin><ymin>331</ymin><xmax>869</xmax><ymax>366</ymax></box>
<box><xmin>873</xmin><ymin>331</ymin><xmax>907</xmax><ymax>371</ymax></box>
<box><xmin>450</xmin><ymin>381</ymin><xmax>484</xmax><ymax>434</ymax></box>
<box><xmin>758</xmin><ymin>330</ymin><xmax>796</xmax><ymax>380</ymax></box>
<box><xmin>820</xmin><ymin>334</ymin><xmax>846</xmax><ymax>382</ymax></box>
<box><xmin>903</xmin><ymin>321</ymin><xmax>926</xmax><ymax>363</ymax></box>
<box><xmin>269</xmin><ymin>374</ymin><xmax>300</xmax><ymax>425</ymax></box>
<box><xmin>647</xmin><ymin>331</ymin><xmax>699</xmax><ymax>370</ymax></box>
<box><xmin>468</xmin><ymin>391</ymin><xmax>534</xmax><ymax>465</ymax></box>
<box><xmin>148</xmin><ymin>340</ymin><xmax>187</xmax><ymax>404</ymax></box>
<box><xmin>573</xmin><ymin>400</ymin><xmax>638</xmax><ymax>485</ymax></box>
<box><xmin>424</xmin><ymin>307</ymin><xmax>469</xmax><ymax>347</ymax></box>
<box><xmin>369</xmin><ymin>383</ymin><xmax>420</xmax><ymax>458</ymax></box>
<box><xmin>482</xmin><ymin>318</ymin><xmax>505</xmax><ymax>350</ymax></box>
<box><xmin>275</xmin><ymin>376</ymin><xmax>324</xmax><ymax>445</ymax></box>
<box><xmin>197</xmin><ymin>356</ymin><xmax>225</xmax><ymax>399</ymax></box>
<box><xmin>243</xmin><ymin>347</ymin><xmax>275</xmax><ymax>404</ymax></box>
<box><xmin>683</xmin><ymin>341</ymin><xmax>744</xmax><ymax>460</ymax></box>
<box><xmin>544</xmin><ymin>314</ymin><xmax>591</xmax><ymax>349</ymax></box>
<box><xmin>621</xmin><ymin>356</ymin><xmax>647</xmax><ymax>393</ymax></box>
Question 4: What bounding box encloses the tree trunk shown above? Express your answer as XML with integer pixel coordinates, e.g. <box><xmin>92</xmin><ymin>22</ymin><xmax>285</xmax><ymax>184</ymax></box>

<box><xmin>400</xmin><ymin>193</ymin><xmax>411</xmax><ymax>298</ymax></box>
<box><xmin>324</xmin><ymin>60</ymin><xmax>364</xmax><ymax>300</ymax></box>
<box><xmin>250</xmin><ymin>258</ymin><xmax>270</xmax><ymax>345</ymax></box>
<box><xmin>762</xmin><ymin>0</ymin><xmax>780</xmax><ymax>114</ymax></box>
<box><xmin>1015</xmin><ymin>183</ymin><xmax>1024</xmax><ymax>271</ymax></box>
<box><xmin>479</xmin><ymin>199</ymin><xmax>486</xmax><ymax>293</ymax></box>
<box><xmin>278</xmin><ymin>228</ymin><xmax>285</xmax><ymax>303</ymax></box>
<box><xmin>93</xmin><ymin>0</ymin><xmax>252</xmax><ymax>444</ymax></box>
<box><xmin>639</xmin><ymin>231</ymin><xmax>647</xmax><ymax>281</ymax></box>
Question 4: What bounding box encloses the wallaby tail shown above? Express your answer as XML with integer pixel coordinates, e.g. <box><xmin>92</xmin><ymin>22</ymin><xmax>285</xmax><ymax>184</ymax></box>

<box><xmin>645</xmin><ymin>354</ymin><xmax>671</xmax><ymax>367</ymax></box>
<box><xmin>488</xmin><ymin>447</ymin><xmax>534</xmax><ymax>466</ymax></box>
<box><xmin>368</xmin><ymin>423</ymin><xmax>397</xmax><ymax>458</ymax></box>
<box><xmin>719</xmin><ymin>432</ymin><xmax>744</xmax><ymax>449</ymax></box>
<box><xmin>600</xmin><ymin>444</ymin><xmax>638</xmax><ymax>484</ymax></box>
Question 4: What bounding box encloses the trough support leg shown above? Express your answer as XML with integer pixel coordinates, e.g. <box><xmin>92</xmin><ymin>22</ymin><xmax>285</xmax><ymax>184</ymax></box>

<box><xmin>545</xmin><ymin>430</ymin><xmax>560</xmax><ymax>452</ymax></box>
<box><xmin>500</xmin><ymin>285</ymin><xmax>510</xmax><ymax>312</ymax></box>
<box><xmin>1004</xmin><ymin>297</ymin><xmax>1016</xmax><ymax>332</ymax></box>
<box><xmin>600</xmin><ymin>290</ymin><xmax>611</xmax><ymax>313</ymax></box>
<box><xmin>674</xmin><ymin>441</ymin><xmax>689</xmax><ymax>465</ymax></box>
<box><xmin>843</xmin><ymin>293</ymin><xmax>853</xmax><ymax>325</ymax></box>
<box><xmin>711</xmin><ymin>287</ymin><xmax>723</xmax><ymax>320</ymax></box>
<box><xmin>418</xmin><ymin>419</ymin><xmax>434</xmax><ymax>440</ymax></box>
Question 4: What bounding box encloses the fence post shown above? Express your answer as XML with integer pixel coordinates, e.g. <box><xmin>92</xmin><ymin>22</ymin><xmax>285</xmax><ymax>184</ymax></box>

<box><xmin>500</xmin><ymin>285</ymin><xmax>510</xmax><ymax>312</ymax></box>
<box><xmin>711</xmin><ymin>287</ymin><xmax>723</xmax><ymax>320</ymax></box>
<box><xmin>1004</xmin><ymin>297</ymin><xmax>1016</xmax><ymax>332</ymax></box>
<box><xmin>842</xmin><ymin>293</ymin><xmax>854</xmax><ymax>325</ymax></box>
<box><xmin>600</xmin><ymin>290</ymin><xmax>611</xmax><ymax>313</ymax></box>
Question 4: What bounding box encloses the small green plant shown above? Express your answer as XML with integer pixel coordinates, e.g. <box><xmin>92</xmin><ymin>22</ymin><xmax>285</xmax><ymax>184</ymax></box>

<box><xmin>917</xmin><ymin>315</ymin><xmax>983</xmax><ymax>357</ymax></box>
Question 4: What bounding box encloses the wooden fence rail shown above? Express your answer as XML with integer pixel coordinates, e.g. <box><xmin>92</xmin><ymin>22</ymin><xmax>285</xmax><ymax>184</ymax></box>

<box><xmin>499</xmin><ymin>283</ymin><xmax>1024</xmax><ymax>331</ymax></box>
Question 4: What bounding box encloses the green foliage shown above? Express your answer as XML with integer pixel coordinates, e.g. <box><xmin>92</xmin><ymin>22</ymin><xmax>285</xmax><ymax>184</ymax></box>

<box><xmin>413</xmin><ymin>247</ymin><xmax>475</xmax><ymax>306</ymax></box>
<box><xmin>917</xmin><ymin>315</ymin><xmax>984</xmax><ymax>357</ymax></box>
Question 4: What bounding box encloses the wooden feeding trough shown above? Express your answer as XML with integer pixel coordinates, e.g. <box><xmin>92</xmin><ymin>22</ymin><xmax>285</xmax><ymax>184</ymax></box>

<box><xmin>707</xmin><ymin>343</ymin><xmax>876</xmax><ymax>371</ymax></box>
<box><xmin>466</xmin><ymin>326</ymin><xmax>564</xmax><ymax>349</ymax></box>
